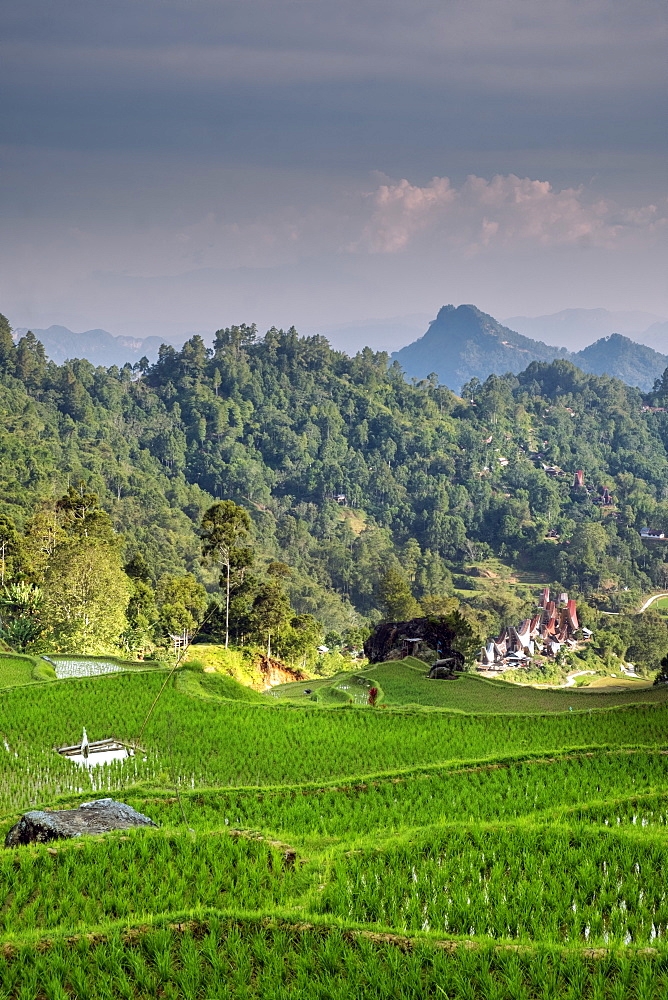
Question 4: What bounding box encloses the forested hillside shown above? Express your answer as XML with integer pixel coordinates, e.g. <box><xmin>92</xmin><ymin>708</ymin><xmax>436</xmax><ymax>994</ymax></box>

<box><xmin>4</xmin><ymin>312</ymin><xmax>668</xmax><ymax>649</ymax></box>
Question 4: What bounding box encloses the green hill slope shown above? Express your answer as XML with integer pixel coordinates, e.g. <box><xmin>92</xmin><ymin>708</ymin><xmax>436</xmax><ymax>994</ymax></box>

<box><xmin>275</xmin><ymin>657</ymin><xmax>666</xmax><ymax>713</ymax></box>
<box><xmin>574</xmin><ymin>333</ymin><xmax>668</xmax><ymax>389</ymax></box>
<box><xmin>5</xmin><ymin>316</ymin><xmax>668</xmax><ymax>632</ymax></box>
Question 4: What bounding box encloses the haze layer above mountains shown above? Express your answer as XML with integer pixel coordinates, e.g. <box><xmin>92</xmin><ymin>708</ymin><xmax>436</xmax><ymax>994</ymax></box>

<box><xmin>14</xmin><ymin>305</ymin><xmax>668</xmax><ymax>394</ymax></box>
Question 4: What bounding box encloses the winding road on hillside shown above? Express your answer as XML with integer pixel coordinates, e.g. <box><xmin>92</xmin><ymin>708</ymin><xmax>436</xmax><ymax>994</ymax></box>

<box><xmin>637</xmin><ymin>592</ymin><xmax>668</xmax><ymax>613</ymax></box>
<box><xmin>599</xmin><ymin>592</ymin><xmax>668</xmax><ymax>617</ymax></box>
<box><xmin>564</xmin><ymin>670</ymin><xmax>596</xmax><ymax>687</ymax></box>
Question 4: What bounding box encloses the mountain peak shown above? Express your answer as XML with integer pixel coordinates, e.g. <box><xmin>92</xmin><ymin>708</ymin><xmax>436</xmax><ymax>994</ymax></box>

<box><xmin>433</xmin><ymin>303</ymin><xmax>493</xmax><ymax>328</ymax></box>
<box><xmin>392</xmin><ymin>304</ymin><xmax>667</xmax><ymax>393</ymax></box>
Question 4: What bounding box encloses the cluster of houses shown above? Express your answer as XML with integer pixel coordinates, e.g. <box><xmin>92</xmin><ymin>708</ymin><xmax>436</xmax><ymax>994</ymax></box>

<box><xmin>479</xmin><ymin>588</ymin><xmax>592</xmax><ymax>672</ymax></box>
<box><xmin>541</xmin><ymin>465</ymin><xmax>615</xmax><ymax>508</ymax></box>
<box><xmin>571</xmin><ymin>470</ymin><xmax>615</xmax><ymax>507</ymax></box>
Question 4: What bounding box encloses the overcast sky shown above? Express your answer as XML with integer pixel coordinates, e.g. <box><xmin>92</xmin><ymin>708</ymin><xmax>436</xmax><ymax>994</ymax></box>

<box><xmin>1</xmin><ymin>0</ymin><xmax>666</xmax><ymax>346</ymax></box>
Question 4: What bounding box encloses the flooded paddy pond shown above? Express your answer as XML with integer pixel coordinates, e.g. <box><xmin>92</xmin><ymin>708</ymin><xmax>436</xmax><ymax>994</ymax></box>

<box><xmin>334</xmin><ymin>674</ymin><xmax>375</xmax><ymax>705</ymax></box>
<box><xmin>44</xmin><ymin>656</ymin><xmax>150</xmax><ymax>679</ymax></box>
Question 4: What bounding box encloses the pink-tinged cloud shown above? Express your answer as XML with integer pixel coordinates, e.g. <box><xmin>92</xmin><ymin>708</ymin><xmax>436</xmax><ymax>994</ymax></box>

<box><xmin>350</xmin><ymin>176</ymin><xmax>456</xmax><ymax>253</ymax></box>
<box><xmin>353</xmin><ymin>173</ymin><xmax>667</xmax><ymax>255</ymax></box>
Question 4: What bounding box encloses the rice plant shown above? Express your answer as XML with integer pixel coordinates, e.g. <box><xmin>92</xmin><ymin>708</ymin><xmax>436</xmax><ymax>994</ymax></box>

<box><xmin>2</xmin><ymin>919</ymin><xmax>668</xmax><ymax>999</ymax></box>
<box><xmin>0</xmin><ymin>830</ymin><xmax>311</xmax><ymax>935</ymax></box>
<box><xmin>1</xmin><ymin>664</ymin><xmax>668</xmax><ymax>996</ymax></box>
<box><xmin>2</xmin><ymin>671</ymin><xmax>668</xmax><ymax>819</ymax></box>
<box><xmin>316</xmin><ymin>825</ymin><xmax>668</xmax><ymax>946</ymax></box>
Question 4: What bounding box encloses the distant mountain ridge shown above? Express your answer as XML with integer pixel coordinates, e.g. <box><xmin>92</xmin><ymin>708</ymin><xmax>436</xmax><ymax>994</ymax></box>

<box><xmin>574</xmin><ymin>334</ymin><xmax>668</xmax><ymax>390</ymax></box>
<box><xmin>637</xmin><ymin>321</ymin><xmax>668</xmax><ymax>353</ymax></box>
<box><xmin>392</xmin><ymin>304</ymin><xmax>668</xmax><ymax>393</ymax></box>
<box><xmin>12</xmin><ymin>308</ymin><xmax>668</xmax><ymax>393</ymax></box>
<box><xmin>12</xmin><ymin>325</ymin><xmax>188</xmax><ymax>367</ymax></box>
<box><xmin>503</xmin><ymin>308</ymin><xmax>667</xmax><ymax>351</ymax></box>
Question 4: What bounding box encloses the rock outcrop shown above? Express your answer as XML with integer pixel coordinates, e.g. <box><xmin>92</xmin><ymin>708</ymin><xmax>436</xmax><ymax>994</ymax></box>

<box><xmin>364</xmin><ymin>617</ymin><xmax>466</xmax><ymax>668</ymax></box>
<box><xmin>428</xmin><ymin>658</ymin><xmax>460</xmax><ymax>680</ymax></box>
<box><xmin>5</xmin><ymin>798</ymin><xmax>157</xmax><ymax>847</ymax></box>
<box><xmin>259</xmin><ymin>655</ymin><xmax>307</xmax><ymax>688</ymax></box>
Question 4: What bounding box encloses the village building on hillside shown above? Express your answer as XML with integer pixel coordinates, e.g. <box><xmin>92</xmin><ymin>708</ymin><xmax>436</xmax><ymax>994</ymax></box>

<box><xmin>541</xmin><ymin>463</ymin><xmax>615</xmax><ymax>511</ymax></box>
<box><xmin>593</xmin><ymin>486</ymin><xmax>614</xmax><ymax>507</ymax></box>
<box><xmin>640</xmin><ymin>528</ymin><xmax>666</xmax><ymax>541</ymax></box>
<box><xmin>479</xmin><ymin>589</ymin><xmax>585</xmax><ymax>671</ymax></box>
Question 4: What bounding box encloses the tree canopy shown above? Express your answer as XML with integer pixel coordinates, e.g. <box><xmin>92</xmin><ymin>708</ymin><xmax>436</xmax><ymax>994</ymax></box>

<box><xmin>3</xmin><ymin>317</ymin><xmax>668</xmax><ymax>662</ymax></box>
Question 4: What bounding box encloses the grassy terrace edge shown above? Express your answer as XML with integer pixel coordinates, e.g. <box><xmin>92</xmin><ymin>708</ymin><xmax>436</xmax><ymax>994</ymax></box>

<box><xmin>1</xmin><ymin>910</ymin><xmax>668</xmax><ymax>1000</ymax></box>
<box><xmin>272</xmin><ymin>658</ymin><xmax>668</xmax><ymax>713</ymax></box>
<box><xmin>3</xmin><ymin>907</ymin><xmax>668</xmax><ymax>958</ymax></box>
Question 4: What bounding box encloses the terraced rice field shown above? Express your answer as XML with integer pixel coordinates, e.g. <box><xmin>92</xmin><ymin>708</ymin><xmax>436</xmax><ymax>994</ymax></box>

<box><xmin>1</xmin><ymin>660</ymin><xmax>668</xmax><ymax>996</ymax></box>
<box><xmin>274</xmin><ymin>657</ymin><xmax>663</xmax><ymax>712</ymax></box>
<box><xmin>0</xmin><ymin>654</ymin><xmax>42</xmax><ymax>689</ymax></box>
<box><xmin>48</xmin><ymin>655</ymin><xmax>163</xmax><ymax>679</ymax></box>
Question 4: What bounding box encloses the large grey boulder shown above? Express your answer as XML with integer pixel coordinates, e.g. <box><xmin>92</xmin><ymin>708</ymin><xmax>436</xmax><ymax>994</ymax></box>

<box><xmin>429</xmin><ymin>657</ymin><xmax>460</xmax><ymax>680</ymax></box>
<box><xmin>5</xmin><ymin>798</ymin><xmax>157</xmax><ymax>847</ymax></box>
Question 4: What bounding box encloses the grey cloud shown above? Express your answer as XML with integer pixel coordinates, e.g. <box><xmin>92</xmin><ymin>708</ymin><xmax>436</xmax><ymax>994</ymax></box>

<box><xmin>3</xmin><ymin>69</ymin><xmax>664</xmax><ymax>174</ymax></box>
<box><xmin>2</xmin><ymin>0</ymin><xmax>665</xmax><ymax>182</ymax></box>
<box><xmin>1</xmin><ymin>0</ymin><xmax>666</xmax><ymax>337</ymax></box>
<box><xmin>5</xmin><ymin>0</ymin><xmax>664</xmax><ymax>55</ymax></box>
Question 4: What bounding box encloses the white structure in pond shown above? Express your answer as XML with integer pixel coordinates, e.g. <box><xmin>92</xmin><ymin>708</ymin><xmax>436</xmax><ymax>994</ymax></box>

<box><xmin>57</xmin><ymin>727</ymin><xmax>135</xmax><ymax>767</ymax></box>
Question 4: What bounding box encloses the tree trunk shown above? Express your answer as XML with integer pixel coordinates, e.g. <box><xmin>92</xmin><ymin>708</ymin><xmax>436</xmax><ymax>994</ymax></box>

<box><xmin>225</xmin><ymin>556</ymin><xmax>230</xmax><ymax>649</ymax></box>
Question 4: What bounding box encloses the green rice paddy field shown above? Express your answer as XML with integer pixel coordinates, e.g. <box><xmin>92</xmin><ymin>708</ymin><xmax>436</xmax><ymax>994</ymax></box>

<box><xmin>1</xmin><ymin>659</ymin><xmax>668</xmax><ymax>997</ymax></box>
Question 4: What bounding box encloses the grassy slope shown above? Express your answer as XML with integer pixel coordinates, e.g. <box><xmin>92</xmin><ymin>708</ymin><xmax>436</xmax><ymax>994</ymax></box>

<box><xmin>0</xmin><ymin>653</ymin><xmax>42</xmax><ymax>688</ymax></box>
<box><xmin>274</xmin><ymin>657</ymin><xmax>668</xmax><ymax>713</ymax></box>
<box><xmin>183</xmin><ymin>643</ymin><xmax>265</xmax><ymax>688</ymax></box>
<box><xmin>268</xmin><ymin>671</ymin><xmax>352</xmax><ymax>700</ymax></box>
<box><xmin>0</xmin><ymin>652</ymin><xmax>162</xmax><ymax>690</ymax></box>
<box><xmin>2</xmin><ymin>663</ymin><xmax>668</xmax><ymax>996</ymax></box>
<box><xmin>174</xmin><ymin>668</ymin><xmax>268</xmax><ymax>703</ymax></box>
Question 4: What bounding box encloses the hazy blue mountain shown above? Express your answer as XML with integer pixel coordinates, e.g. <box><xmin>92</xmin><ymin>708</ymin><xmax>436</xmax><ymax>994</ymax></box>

<box><xmin>392</xmin><ymin>305</ymin><xmax>668</xmax><ymax>393</ymax></box>
<box><xmin>572</xmin><ymin>335</ymin><xmax>668</xmax><ymax>389</ymax></box>
<box><xmin>391</xmin><ymin>304</ymin><xmax>570</xmax><ymax>393</ymax></box>
<box><xmin>12</xmin><ymin>325</ymin><xmax>188</xmax><ymax>367</ymax></box>
<box><xmin>635</xmin><ymin>321</ymin><xmax>668</xmax><ymax>353</ymax></box>
<box><xmin>503</xmin><ymin>308</ymin><xmax>665</xmax><ymax>351</ymax></box>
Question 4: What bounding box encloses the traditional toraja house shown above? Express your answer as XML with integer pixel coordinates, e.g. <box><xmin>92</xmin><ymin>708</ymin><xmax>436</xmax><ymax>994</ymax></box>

<box><xmin>593</xmin><ymin>486</ymin><xmax>614</xmax><ymax>507</ymax></box>
<box><xmin>480</xmin><ymin>589</ymin><xmax>584</xmax><ymax>670</ymax></box>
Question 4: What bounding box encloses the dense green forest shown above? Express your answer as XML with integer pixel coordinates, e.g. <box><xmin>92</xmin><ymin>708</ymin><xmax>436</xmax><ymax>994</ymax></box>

<box><xmin>4</xmin><ymin>312</ymin><xmax>668</xmax><ymax>663</ymax></box>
